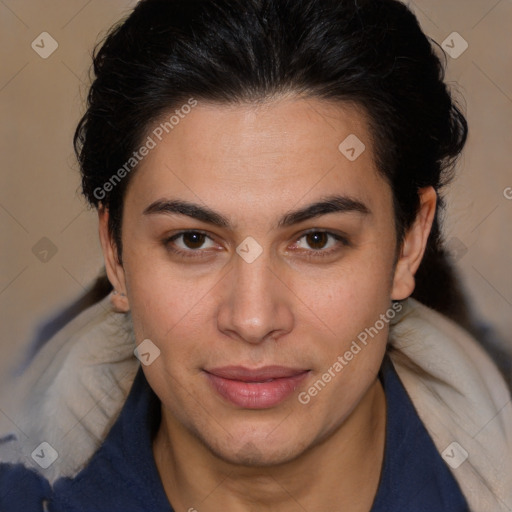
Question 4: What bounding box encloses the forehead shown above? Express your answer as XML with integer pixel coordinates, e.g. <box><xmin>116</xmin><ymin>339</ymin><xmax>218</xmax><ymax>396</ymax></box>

<box><xmin>124</xmin><ymin>96</ymin><xmax>391</xmax><ymax>220</ymax></box>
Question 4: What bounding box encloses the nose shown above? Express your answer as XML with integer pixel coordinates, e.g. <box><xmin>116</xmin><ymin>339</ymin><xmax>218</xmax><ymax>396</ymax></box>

<box><xmin>216</xmin><ymin>249</ymin><xmax>294</xmax><ymax>345</ymax></box>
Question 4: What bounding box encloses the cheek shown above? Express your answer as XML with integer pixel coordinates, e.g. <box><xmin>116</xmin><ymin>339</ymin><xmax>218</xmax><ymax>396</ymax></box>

<box><xmin>296</xmin><ymin>246</ymin><xmax>395</xmax><ymax>405</ymax></box>
<box><xmin>296</xmin><ymin>272</ymin><xmax>391</xmax><ymax>429</ymax></box>
<box><xmin>303</xmin><ymin>248</ymin><xmax>395</xmax><ymax>338</ymax></box>
<box><xmin>124</xmin><ymin>255</ymin><xmax>217</xmax><ymax>373</ymax></box>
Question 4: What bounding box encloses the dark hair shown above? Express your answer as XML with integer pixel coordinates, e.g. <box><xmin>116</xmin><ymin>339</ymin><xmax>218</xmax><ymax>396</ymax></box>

<box><xmin>75</xmin><ymin>0</ymin><xmax>475</xmax><ymax>331</ymax></box>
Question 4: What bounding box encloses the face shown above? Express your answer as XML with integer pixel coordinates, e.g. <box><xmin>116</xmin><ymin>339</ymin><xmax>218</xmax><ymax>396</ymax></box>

<box><xmin>101</xmin><ymin>95</ymin><xmax>430</xmax><ymax>466</ymax></box>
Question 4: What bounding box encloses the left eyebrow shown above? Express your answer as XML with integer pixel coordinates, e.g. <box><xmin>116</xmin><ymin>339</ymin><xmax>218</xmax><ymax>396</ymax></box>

<box><xmin>142</xmin><ymin>194</ymin><xmax>371</xmax><ymax>229</ymax></box>
<box><xmin>277</xmin><ymin>194</ymin><xmax>371</xmax><ymax>228</ymax></box>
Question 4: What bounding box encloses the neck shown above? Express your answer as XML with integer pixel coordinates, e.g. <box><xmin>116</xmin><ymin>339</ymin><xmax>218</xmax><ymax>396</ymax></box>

<box><xmin>153</xmin><ymin>377</ymin><xmax>386</xmax><ymax>512</ymax></box>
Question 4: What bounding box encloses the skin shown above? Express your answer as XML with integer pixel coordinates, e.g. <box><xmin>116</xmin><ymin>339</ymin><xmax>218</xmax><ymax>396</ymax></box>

<box><xmin>99</xmin><ymin>95</ymin><xmax>436</xmax><ymax>512</ymax></box>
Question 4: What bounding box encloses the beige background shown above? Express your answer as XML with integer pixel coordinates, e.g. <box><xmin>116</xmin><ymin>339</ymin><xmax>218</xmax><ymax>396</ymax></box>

<box><xmin>1</xmin><ymin>0</ymin><xmax>511</xmax><ymax>381</ymax></box>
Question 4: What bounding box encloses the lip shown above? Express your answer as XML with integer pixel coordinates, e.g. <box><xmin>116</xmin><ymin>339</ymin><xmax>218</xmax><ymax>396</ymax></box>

<box><xmin>204</xmin><ymin>366</ymin><xmax>310</xmax><ymax>409</ymax></box>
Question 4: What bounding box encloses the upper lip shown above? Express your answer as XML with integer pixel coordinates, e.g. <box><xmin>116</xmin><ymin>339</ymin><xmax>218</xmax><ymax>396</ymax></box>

<box><xmin>205</xmin><ymin>365</ymin><xmax>309</xmax><ymax>382</ymax></box>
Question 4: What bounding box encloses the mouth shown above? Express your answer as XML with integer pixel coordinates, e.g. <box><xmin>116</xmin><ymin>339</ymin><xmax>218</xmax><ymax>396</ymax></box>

<box><xmin>204</xmin><ymin>365</ymin><xmax>310</xmax><ymax>409</ymax></box>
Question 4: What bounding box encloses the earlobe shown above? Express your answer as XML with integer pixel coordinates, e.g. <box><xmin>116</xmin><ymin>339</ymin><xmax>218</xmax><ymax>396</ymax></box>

<box><xmin>391</xmin><ymin>263</ymin><xmax>416</xmax><ymax>301</ymax></box>
<box><xmin>98</xmin><ymin>206</ymin><xmax>130</xmax><ymax>313</ymax></box>
<box><xmin>391</xmin><ymin>187</ymin><xmax>437</xmax><ymax>301</ymax></box>
<box><xmin>110</xmin><ymin>289</ymin><xmax>130</xmax><ymax>313</ymax></box>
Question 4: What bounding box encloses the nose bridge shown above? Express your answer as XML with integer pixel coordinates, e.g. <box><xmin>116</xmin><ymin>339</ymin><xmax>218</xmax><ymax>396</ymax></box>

<box><xmin>217</xmin><ymin>249</ymin><xmax>293</xmax><ymax>344</ymax></box>
<box><xmin>234</xmin><ymin>252</ymin><xmax>272</xmax><ymax>307</ymax></box>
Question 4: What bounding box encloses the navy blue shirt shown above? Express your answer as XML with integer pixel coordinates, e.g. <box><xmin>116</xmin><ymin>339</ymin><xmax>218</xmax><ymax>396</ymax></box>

<box><xmin>1</xmin><ymin>355</ymin><xmax>469</xmax><ymax>511</ymax></box>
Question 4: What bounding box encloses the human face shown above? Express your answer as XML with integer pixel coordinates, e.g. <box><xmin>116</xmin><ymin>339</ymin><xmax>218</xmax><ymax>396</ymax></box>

<box><xmin>107</xmin><ymin>96</ymin><xmax>400</xmax><ymax>465</ymax></box>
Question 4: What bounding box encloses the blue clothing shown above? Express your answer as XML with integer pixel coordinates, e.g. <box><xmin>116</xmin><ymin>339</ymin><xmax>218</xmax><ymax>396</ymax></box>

<box><xmin>0</xmin><ymin>355</ymin><xmax>469</xmax><ymax>511</ymax></box>
<box><xmin>0</xmin><ymin>462</ymin><xmax>51</xmax><ymax>512</ymax></box>
<box><xmin>371</xmin><ymin>356</ymin><xmax>469</xmax><ymax>511</ymax></box>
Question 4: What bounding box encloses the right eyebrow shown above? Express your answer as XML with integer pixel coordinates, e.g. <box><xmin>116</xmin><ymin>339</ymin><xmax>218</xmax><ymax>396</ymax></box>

<box><xmin>143</xmin><ymin>199</ymin><xmax>230</xmax><ymax>228</ymax></box>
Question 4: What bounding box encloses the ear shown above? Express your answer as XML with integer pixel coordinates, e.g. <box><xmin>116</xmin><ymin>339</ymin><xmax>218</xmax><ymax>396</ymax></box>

<box><xmin>98</xmin><ymin>206</ymin><xmax>130</xmax><ymax>312</ymax></box>
<box><xmin>391</xmin><ymin>186</ymin><xmax>437</xmax><ymax>301</ymax></box>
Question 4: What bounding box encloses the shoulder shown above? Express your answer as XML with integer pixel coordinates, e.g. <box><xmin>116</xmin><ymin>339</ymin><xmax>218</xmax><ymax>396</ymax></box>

<box><xmin>0</xmin><ymin>463</ymin><xmax>51</xmax><ymax>512</ymax></box>
<box><xmin>1</xmin><ymin>295</ymin><xmax>138</xmax><ymax>482</ymax></box>
<box><xmin>388</xmin><ymin>298</ymin><xmax>512</xmax><ymax>511</ymax></box>
<box><xmin>50</xmin><ymin>369</ymin><xmax>171</xmax><ymax>512</ymax></box>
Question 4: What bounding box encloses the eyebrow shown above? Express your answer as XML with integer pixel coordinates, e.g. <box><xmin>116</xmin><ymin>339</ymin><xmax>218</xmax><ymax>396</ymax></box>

<box><xmin>142</xmin><ymin>194</ymin><xmax>371</xmax><ymax>229</ymax></box>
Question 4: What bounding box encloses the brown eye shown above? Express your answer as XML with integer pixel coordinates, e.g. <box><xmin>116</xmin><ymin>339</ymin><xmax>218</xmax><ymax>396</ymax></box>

<box><xmin>291</xmin><ymin>230</ymin><xmax>350</xmax><ymax>259</ymax></box>
<box><xmin>305</xmin><ymin>232</ymin><xmax>329</xmax><ymax>250</ymax></box>
<box><xmin>182</xmin><ymin>232</ymin><xmax>207</xmax><ymax>249</ymax></box>
<box><xmin>164</xmin><ymin>231</ymin><xmax>217</xmax><ymax>257</ymax></box>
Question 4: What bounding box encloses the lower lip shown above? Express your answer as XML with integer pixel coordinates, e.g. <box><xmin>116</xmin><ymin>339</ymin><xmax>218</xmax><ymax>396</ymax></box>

<box><xmin>205</xmin><ymin>371</ymin><xmax>310</xmax><ymax>409</ymax></box>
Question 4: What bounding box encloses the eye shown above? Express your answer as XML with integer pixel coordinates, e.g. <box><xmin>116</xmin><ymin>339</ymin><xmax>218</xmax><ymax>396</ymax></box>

<box><xmin>163</xmin><ymin>230</ymin><xmax>217</xmax><ymax>257</ymax></box>
<box><xmin>290</xmin><ymin>230</ymin><xmax>349</xmax><ymax>257</ymax></box>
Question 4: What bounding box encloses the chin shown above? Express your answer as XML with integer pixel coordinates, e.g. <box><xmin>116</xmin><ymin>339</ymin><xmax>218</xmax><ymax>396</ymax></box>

<box><xmin>217</xmin><ymin>443</ymin><xmax>302</xmax><ymax>468</ymax></box>
<box><xmin>200</xmin><ymin>425</ymin><xmax>311</xmax><ymax>468</ymax></box>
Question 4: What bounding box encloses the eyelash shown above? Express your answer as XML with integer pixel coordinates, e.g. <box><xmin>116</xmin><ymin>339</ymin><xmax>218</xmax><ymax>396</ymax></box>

<box><xmin>162</xmin><ymin>230</ymin><xmax>350</xmax><ymax>260</ymax></box>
